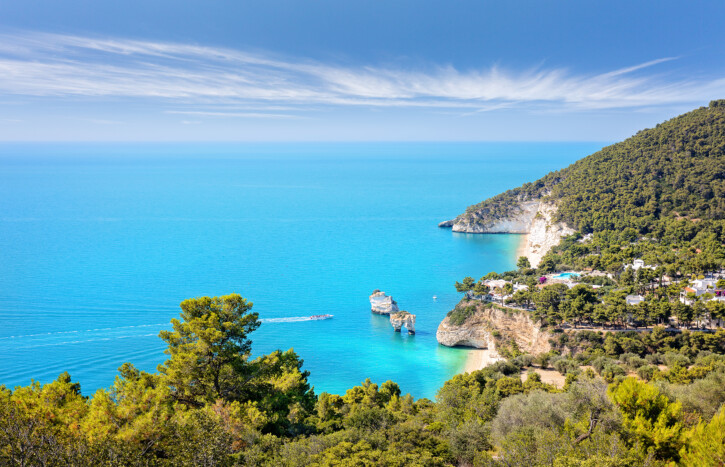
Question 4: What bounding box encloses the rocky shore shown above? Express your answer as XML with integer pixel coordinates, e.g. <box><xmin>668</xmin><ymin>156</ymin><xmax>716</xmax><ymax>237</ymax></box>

<box><xmin>439</xmin><ymin>200</ymin><xmax>574</xmax><ymax>267</ymax></box>
<box><xmin>437</xmin><ymin>300</ymin><xmax>551</xmax><ymax>355</ymax></box>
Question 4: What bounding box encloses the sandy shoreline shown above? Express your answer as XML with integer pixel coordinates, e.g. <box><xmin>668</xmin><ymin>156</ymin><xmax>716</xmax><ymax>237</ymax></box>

<box><xmin>461</xmin><ymin>234</ymin><xmax>530</xmax><ymax>374</ymax></box>
<box><xmin>515</xmin><ymin>233</ymin><xmax>530</xmax><ymax>262</ymax></box>
<box><xmin>463</xmin><ymin>348</ymin><xmax>504</xmax><ymax>373</ymax></box>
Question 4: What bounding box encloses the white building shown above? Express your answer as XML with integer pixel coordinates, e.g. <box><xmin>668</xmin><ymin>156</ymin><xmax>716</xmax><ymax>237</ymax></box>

<box><xmin>626</xmin><ymin>259</ymin><xmax>655</xmax><ymax>271</ymax></box>
<box><xmin>626</xmin><ymin>294</ymin><xmax>645</xmax><ymax>306</ymax></box>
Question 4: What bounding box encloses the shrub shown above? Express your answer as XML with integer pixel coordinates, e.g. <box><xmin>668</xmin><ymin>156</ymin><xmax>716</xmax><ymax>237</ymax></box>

<box><xmin>490</xmin><ymin>360</ymin><xmax>522</xmax><ymax>376</ymax></box>
<box><xmin>513</xmin><ymin>354</ymin><xmax>534</xmax><ymax>368</ymax></box>
<box><xmin>592</xmin><ymin>356</ymin><xmax>615</xmax><ymax>375</ymax></box>
<box><xmin>574</xmin><ymin>352</ymin><xmax>589</xmax><ymax>364</ymax></box>
<box><xmin>553</xmin><ymin>358</ymin><xmax>579</xmax><ymax>375</ymax></box>
<box><xmin>601</xmin><ymin>364</ymin><xmax>626</xmax><ymax>383</ymax></box>
<box><xmin>636</xmin><ymin>365</ymin><xmax>659</xmax><ymax>381</ymax></box>
<box><xmin>620</xmin><ymin>353</ymin><xmax>647</xmax><ymax>370</ymax></box>
<box><xmin>645</xmin><ymin>353</ymin><xmax>663</xmax><ymax>365</ymax></box>
<box><xmin>536</xmin><ymin>352</ymin><xmax>557</xmax><ymax>369</ymax></box>
<box><xmin>695</xmin><ymin>353</ymin><xmax>725</xmax><ymax>367</ymax></box>
<box><xmin>447</xmin><ymin>304</ymin><xmax>478</xmax><ymax>326</ymax></box>
<box><xmin>618</xmin><ymin>352</ymin><xmax>637</xmax><ymax>365</ymax></box>
<box><xmin>663</xmin><ymin>351</ymin><xmax>690</xmax><ymax>369</ymax></box>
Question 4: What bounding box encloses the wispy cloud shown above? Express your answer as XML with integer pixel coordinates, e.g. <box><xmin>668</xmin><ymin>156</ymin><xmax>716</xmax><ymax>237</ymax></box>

<box><xmin>166</xmin><ymin>110</ymin><xmax>300</xmax><ymax>119</ymax></box>
<box><xmin>0</xmin><ymin>31</ymin><xmax>722</xmax><ymax>114</ymax></box>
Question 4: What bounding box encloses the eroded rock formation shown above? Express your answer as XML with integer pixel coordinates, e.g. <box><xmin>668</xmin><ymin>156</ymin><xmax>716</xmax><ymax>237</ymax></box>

<box><xmin>439</xmin><ymin>201</ymin><xmax>574</xmax><ymax>267</ymax></box>
<box><xmin>369</xmin><ymin>290</ymin><xmax>399</xmax><ymax>315</ymax></box>
<box><xmin>436</xmin><ymin>300</ymin><xmax>551</xmax><ymax>355</ymax></box>
<box><xmin>390</xmin><ymin>311</ymin><xmax>416</xmax><ymax>334</ymax></box>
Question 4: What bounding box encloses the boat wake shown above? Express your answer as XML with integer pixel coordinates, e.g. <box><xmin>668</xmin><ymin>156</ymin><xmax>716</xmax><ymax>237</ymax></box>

<box><xmin>0</xmin><ymin>316</ymin><xmax>333</xmax><ymax>350</ymax></box>
<box><xmin>0</xmin><ymin>323</ymin><xmax>168</xmax><ymax>341</ymax></box>
<box><xmin>261</xmin><ymin>315</ymin><xmax>333</xmax><ymax>323</ymax></box>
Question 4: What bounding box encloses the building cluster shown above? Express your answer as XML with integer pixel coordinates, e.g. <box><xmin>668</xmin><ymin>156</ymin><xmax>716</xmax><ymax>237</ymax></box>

<box><xmin>680</xmin><ymin>278</ymin><xmax>725</xmax><ymax>305</ymax></box>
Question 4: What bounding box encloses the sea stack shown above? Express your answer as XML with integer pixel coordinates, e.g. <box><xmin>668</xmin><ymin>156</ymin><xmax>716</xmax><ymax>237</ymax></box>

<box><xmin>369</xmin><ymin>290</ymin><xmax>400</xmax><ymax>315</ymax></box>
<box><xmin>390</xmin><ymin>311</ymin><xmax>416</xmax><ymax>334</ymax></box>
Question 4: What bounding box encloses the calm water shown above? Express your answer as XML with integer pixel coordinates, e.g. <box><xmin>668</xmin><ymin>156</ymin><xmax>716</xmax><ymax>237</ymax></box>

<box><xmin>0</xmin><ymin>142</ymin><xmax>603</xmax><ymax>398</ymax></box>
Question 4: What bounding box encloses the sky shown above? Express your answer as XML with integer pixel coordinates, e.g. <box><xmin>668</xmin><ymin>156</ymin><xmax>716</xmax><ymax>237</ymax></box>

<box><xmin>0</xmin><ymin>1</ymin><xmax>724</xmax><ymax>142</ymax></box>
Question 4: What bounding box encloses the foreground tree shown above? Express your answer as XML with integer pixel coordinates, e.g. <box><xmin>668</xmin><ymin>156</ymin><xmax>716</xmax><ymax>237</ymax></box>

<box><xmin>158</xmin><ymin>293</ymin><xmax>260</xmax><ymax>405</ymax></box>
<box><xmin>608</xmin><ymin>378</ymin><xmax>684</xmax><ymax>461</ymax></box>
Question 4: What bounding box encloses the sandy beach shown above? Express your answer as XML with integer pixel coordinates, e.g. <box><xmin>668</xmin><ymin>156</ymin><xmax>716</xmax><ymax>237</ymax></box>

<box><xmin>463</xmin><ymin>348</ymin><xmax>504</xmax><ymax>373</ymax></box>
<box><xmin>515</xmin><ymin>233</ymin><xmax>530</xmax><ymax>261</ymax></box>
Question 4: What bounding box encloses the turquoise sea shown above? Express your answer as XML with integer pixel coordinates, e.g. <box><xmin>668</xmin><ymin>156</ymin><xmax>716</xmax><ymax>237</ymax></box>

<box><xmin>0</xmin><ymin>142</ymin><xmax>603</xmax><ymax>399</ymax></box>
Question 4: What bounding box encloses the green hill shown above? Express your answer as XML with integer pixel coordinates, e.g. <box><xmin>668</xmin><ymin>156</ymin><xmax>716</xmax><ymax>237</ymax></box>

<box><xmin>449</xmin><ymin>100</ymin><xmax>725</xmax><ymax>274</ymax></box>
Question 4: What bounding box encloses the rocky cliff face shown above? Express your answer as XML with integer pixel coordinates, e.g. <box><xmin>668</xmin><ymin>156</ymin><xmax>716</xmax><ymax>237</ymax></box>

<box><xmin>369</xmin><ymin>290</ymin><xmax>399</xmax><ymax>315</ymax></box>
<box><xmin>437</xmin><ymin>301</ymin><xmax>551</xmax><ymax>355</ymax></box>
<box><xmin>439</xmin><ymin>200</ymin><xmax>573</xmax><ymax>267</ymax></box>
<box><xmin>445</xmin><ymin>200</ymin><xmax>540</xmax><ymax>234</ymax></box>
<box><xmin>390</xmin><ymin>311</ymin><xmax>416</xmax><ymax>334</ymax></box>
<box><xmin>522</xmin><ymin>202</ymin><xmax>575</xmax><ymax>267</ymax></box>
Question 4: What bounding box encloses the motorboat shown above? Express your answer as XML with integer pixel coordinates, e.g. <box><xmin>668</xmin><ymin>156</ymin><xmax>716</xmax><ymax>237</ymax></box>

<box><xmin>309</xmin><ymin>314</ymin><xmax>333</xmax><ymax>320</ymax></box>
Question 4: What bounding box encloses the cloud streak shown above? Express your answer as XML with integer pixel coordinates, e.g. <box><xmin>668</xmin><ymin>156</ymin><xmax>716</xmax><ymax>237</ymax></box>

<box><xmin>0</xmin><ymin>31</ymin><xmax>723</xmax><ymax>114</ymax></box>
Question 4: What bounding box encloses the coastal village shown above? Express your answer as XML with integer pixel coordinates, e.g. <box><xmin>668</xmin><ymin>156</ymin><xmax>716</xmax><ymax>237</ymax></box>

<box><xmin>466</xmin><ymin>261</ymin><xmax>725</xmax><ymax>328</ymax></box>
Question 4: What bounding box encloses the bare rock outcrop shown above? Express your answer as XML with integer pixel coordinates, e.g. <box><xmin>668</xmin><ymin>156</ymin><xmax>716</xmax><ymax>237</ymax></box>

<box><xmin>448</xmin><ymin>200</ymin><xmax>540</xmax><ymax>234</ymax></box>
<box><xmin>369</xmin><ymin>290</ymin><xmax>399</xmax><ymax>315</ymax></box>
<box><xmin>437</xmin><ymin>301</ymin><xmax>551</xmax><ymax>355</ymax></box>
<box><xmin>390</xmin><ymin>311</ymin><xmax>416</xmax><ymax>334</ymax></box>
<box><xmin>522</xmin><ymin>202</ymin><xmax>575</xmax><ymax>268</ymax></box>
<box><xmin>439</xmin><ymin>201</ymin><xmax>573</xmax><ymax>267</ymax></box>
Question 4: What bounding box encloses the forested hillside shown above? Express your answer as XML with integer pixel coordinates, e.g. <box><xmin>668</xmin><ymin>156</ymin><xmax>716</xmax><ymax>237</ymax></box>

<box><xmin>458</xmin><ymin>100</ymin><xmax>725</xmax><ymax>228</ymax></box>
<box><xmin>454</xmin><ymin>100</ymin><xmax>725</xmax><ymax>274</ymax></box>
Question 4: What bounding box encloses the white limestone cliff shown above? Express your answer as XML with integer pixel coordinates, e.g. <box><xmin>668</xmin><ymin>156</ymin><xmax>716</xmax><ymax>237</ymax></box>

<box><xmin>390</xmin><ymin>311</ymin><xmax>416</xmax><ymax>334</ymax></box>
<box><xmin>440</xmin><ymin>201</ymin><xmax>574</xmax><ymax>267</ymax></box>
<box><xmin>521</xmin><ymin>202</ymin><xmax>576</xmax><ymax>267</ymax></box>
<box><xmin>369</xmin><ymin>290</ymin><xmax>400</xmax><ymax>315</ymax></box>
<box><xmin>436</xmin><ymin>301</ymin><xmax>551</xmax><ymax>355</ymax></box>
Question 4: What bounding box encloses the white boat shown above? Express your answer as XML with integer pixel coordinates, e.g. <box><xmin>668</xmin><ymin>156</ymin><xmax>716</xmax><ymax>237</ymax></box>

<box><xmin>432</xmin><ymin>295</ymin><xmax>437</xmax><ymax>300</ymax></box>
<box><xmin>309</xmin><ymin>314</ymin><xmax>333</xmax><ymax>320</ymax></box>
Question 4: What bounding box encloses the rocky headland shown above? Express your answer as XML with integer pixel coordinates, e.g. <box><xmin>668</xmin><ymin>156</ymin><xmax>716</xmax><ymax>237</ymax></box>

<box><xmin>439</xmin><ymin>200</ymin><xmax>574</xmax><ymax>267</ymax></box>
<box><xmin>390</xmin><ymin>311</ymin><xmax>416</xmax><ymax>334</ymax></box>
<box><xmin>369</xmin><ymin>290</ymin><xmax>399</xmax><ymax>315</ymax></box>
<box><xmin>436</xmin><ymin>300</ymin><xmax>551</xmax><ymax>356</ymax></box>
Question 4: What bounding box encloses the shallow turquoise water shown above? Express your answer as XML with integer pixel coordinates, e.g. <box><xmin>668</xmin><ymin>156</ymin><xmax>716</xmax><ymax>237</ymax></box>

<box><xmin>0</xmin><ymin>142</ymin><xmax>603</xmax><ymax>398</ymax></box>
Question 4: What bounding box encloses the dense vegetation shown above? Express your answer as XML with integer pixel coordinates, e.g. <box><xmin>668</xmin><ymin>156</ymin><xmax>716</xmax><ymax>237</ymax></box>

<box><xmin>2</xmin><ymin>294</ymin><xmax>725</xmax><ymax>466</ymax></box>
<box><xmin>448</xmin><ymin>102</ymin><xmax>725</xmax><ymax>334</ymax></box>
<box><xmin>456</xmin><ymin>100</ymin><xmax>725</xmax><ymax>276</ymax></box>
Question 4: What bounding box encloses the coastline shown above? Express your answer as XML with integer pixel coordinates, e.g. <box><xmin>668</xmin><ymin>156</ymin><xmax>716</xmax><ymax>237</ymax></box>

<box><xmin>460</xmin><ymin>233</ymin><xmax>528</xmax><ymax>374</ymax></box>
<box><xmin>515</xmin><ymin>233</ymin><xmax>530</xmax><ymax>262</ymax></box>
<box><xmin>463</xmin><ymin>348</ymin><xmax>503</xmax><ymax>373</ymax></box>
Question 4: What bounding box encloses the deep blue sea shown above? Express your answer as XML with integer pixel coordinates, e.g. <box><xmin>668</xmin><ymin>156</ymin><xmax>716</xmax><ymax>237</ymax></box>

<box><xmin>0</xmin><ymin>142</ymin><xmax>603</xmax><ymax>399</ymax></box>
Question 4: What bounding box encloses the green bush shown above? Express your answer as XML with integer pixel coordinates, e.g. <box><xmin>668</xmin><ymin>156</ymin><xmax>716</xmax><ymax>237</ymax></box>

<box><xmin>636</xmin><ymin>365</ymin><xmax>659</xmax><ymax>381</ymax></box>
<box><xmin>553</xmin><ymin>359</ymin><xmax>580</xmax><ymax>375</ymax></box>
<box><xmin>601</xmin><ymin>364</ymin><xmax>626</xmax><ymax>383</ymax></box>
<box><xmin>645</xmin><ymin>353</ymin><xmax>664</xmax><ymax>365</ymax></box>
<box><xmin>513</xmin><ymin>354</ymin><xmax>534</xmax><ymax>368</ymax></box>
<box><xmin>447</xmin><ymin>303</ymin><xmax>478</xmax><ymax>326</ymax></box>
<box><xmin>663</xmin><ymin>351</ymin><xmax>691</xmax><ymax>369</ymax></box>
<box><xmin>592</xmin><ymin>356</ymin><xmax>615</xmax><ymax>374</ymax></box>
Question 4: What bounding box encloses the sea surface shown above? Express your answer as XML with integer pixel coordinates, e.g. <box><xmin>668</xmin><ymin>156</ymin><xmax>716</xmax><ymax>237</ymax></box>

<box><xmin>0</xmin><ymin>142</ymin><xmax>603</xmax><ymax>399</ymax></box>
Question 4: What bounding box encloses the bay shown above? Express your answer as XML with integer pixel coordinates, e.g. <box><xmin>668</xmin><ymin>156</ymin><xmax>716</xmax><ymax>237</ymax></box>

<box><xmin>0</xmin><ymin>142</ymin><xmax>603</xmax><ymax>398</ymax></box>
